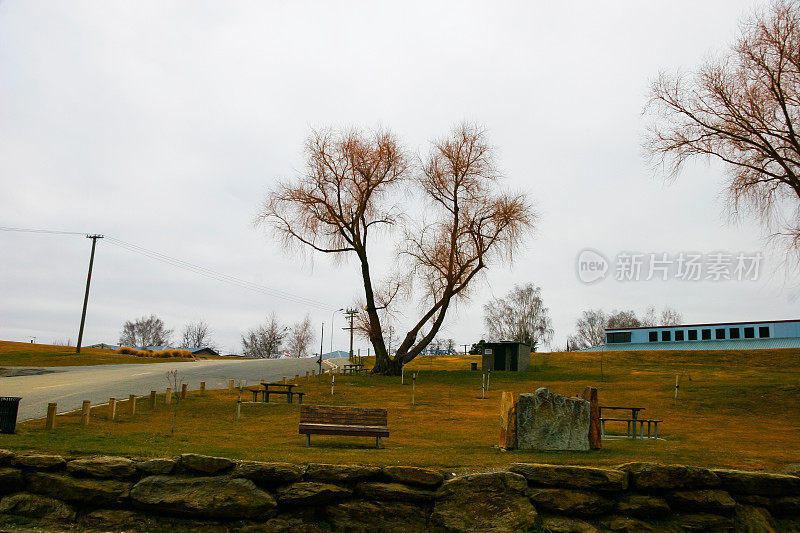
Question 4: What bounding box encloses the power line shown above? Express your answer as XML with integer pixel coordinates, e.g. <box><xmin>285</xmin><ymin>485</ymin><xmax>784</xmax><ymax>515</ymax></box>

<box><xmin>1</xmin><ymin>226</ymin><xmax>336</xmax><ymax>311</ymax></box>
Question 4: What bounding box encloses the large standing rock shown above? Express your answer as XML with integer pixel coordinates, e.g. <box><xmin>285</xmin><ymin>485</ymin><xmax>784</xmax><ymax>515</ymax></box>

<box><xmin>26</xmin><ymin>471</ymin><xmax>132</xmax><ymax>507</ymax></box>
<box><xmin>712</xmin><ymin>469</ymin><xmax>800</xmax><ymax>496</ymax></box>
<box><xmin>509</xmin><ymin>463</ymin><xmax>628</xmax><ymax>491</ymax></box>
<box><xmin>734</xmin><ymin>504</ymin><xmax>776</xmax><ymax>533</ymax></box>
<box><xmin>0</xmin><ymin>468</ymin><xmax>24</xmax><ymax>494</ymax></box>
<box><xmin>356</xmin><ymin>482</ymin><xmax>436</xmax><ymax>502</ymax></box>
<box><xmin>0</xmin><ymin>492</ymin><xmax>75</xmax><ymax>520</ymax></box>
<box><xmin>326</xmin><ymin>501</ymin><xmax>429</xmax><ymax>532</ymax></box>
<box><xmin>382</xmin><ymin>466</ymin><xmax>443</xmax><ymax>488</ymax></box>
<box><xmin>304</xmin><ymin>463</ymin><xmax>381</xmax><ymax>482</ymax></box>
<box><xmin>232</xmin><ymin>461</ymin><xmax>303</xmax><ymax>484</ymax></box>
<box><xmin>131</xmin><ymin>475</ymin><xmax>275</xmax><ymax>519</ymax></box>
<box><xmin>67</xmin><ymin>456</ymin><xmax>137</xmax><ymax>479</ymax></box>
<box><xmin>12</xmin><ymin>454</ymin><xmax>65</xmax><ymax>471</ymax></box>
<box><xmin>527</xmin><ymin>487</ymin><xmax>614</xmax><ymax>516</ymax></box>
<box><xmin>180</xmin><ymin>453</ymin><xmax>235</xmax><ymax>474</ymax></box>
<box><xmin>618</xmin><ymin>462</ymin><xmax>720</xmax><ymax>490</ymax></box>
<box><xmin>516</xmin><ymin>388</ymin><xmax>590</xmax><ymax>451</ymax></box>
<box><xmin>276</xmin><ymin>482</ymin><xmax>352</xmax><ymax>506</ymax></box>
<box><xmin>431</xmin><ymin>472</ymin><xmax>537</xmax><ymax>533</ymax></box>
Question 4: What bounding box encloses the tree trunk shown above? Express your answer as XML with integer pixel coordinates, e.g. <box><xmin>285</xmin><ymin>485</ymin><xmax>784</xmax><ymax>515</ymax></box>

<box><xmin>371</xmin><ymin>353</ymin><xmax>404</xmax><ymax>376</ymax></box>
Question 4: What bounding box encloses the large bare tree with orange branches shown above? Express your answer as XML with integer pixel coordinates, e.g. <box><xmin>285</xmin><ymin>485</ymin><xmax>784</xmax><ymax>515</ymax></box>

<box><xmin>258</xmin><ymin>123</ymin><xmax>534</xmax><ymax>375</ymax></box>
<box><xmin>646</xmin><ymin>0</ymin><xmax>800</xmax><ymax>252</ymax></box>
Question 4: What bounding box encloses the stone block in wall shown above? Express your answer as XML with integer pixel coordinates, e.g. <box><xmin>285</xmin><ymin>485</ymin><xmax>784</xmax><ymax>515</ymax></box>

<box><xmin>232</xmin><ymin>461</ymin><xmax>303</xmax><ymax>484</ymax></box>
<box><xmin>131</xmin><ymin>475</ymin><xmax>275</xmax><ymax>519</ymax></box>
<box><xmin>509</xmin><ymin>463</ymin><xmax>628</xmax><ymax>491</ymax></box>
<box><xmin>304</xmin><ymin>463</ymin><xmax>381</xmax><ymax>482</ymax></box>
<box><xmin>137</xmin><ymin>458</ymin><xmax>177</xmax><ymax>475</ymax></box>
<box><xmin>26</xmin><ymin>471</ymin><xmax>132</xmax><ymax>507</ymax></box>
<box><xmin>712</xmin><ymin>469</ymin><xmax>800</xmax><ymax>496</ymax></box>
<box><xmin>527</xmin><ymin>487</ymin><xmax>615</xmax><ymax>516</ymax></box>
<box><xmin>665</xmin><ymin>512</ymin><xmax>733</xmax><ymax>531</ymax></box>
<box><xmin>276</xmin><ymin>481</ymin><xmax>352</xmax><ymax>506</ymax></box>
<box><xmin>326</xmin><ymin>500</ymin><xmax>429</xmax><ymax>533</ymax></box>
<box><xmin>615</xmin><ymin>493</ymin><xmax>670</xmax><ymax>518</ymax></box>
<box><xmin>382</xmin><ymin>466</ymin><xmax>443</xmax><ymax>488</ymax></box>
<box><xmin>0</xmin><ymin>468</ymin><xmax>24</xmax><ymax>495</ymax></box>
<box><xmin>538</xmin><ymin>515</ymin><xmax>598</xmax><ymax>533</ymax></box>
<box><xmin>770</xmin><ymin>495</ymin><xmax>800</xmax><ymax>516</ymax></box>
<box><xmin>666</xmin><ymin>489</ymin><xmax>736</xmax><ymax>515</ymax></box>
<box><xmin>618</xmin><ymin>462</ymin><xmax>720</xmax><ymax>490</ymax></box>
<box><xmin>356</xmin><ymin>482</ymin><xmax>436</xmax><ymax>502</ymax></box>
<box><xmin>0</xmin><ymin>450</ymin><xmax>14</xmax><ymax>465</ymax></box>
<box><xmin>596</xmin><ymin>515</ymin><xmax>656</xmax><ymax>532</ymax></box>
<box><xmin>67</xmin><ymin>456</ymin><xmax>137</xmax><ymax>479</ymax></box>
<box><xmin>431</xmin><ymin>471</ymin><xmax>537</xmax><ymax>533</ymax></box>
<box><xmin>516</xmin><ymin>388</ymin><xmax>590</xmax><ymax>451</ymax></box>
<box><xmin>0</xmin><ymin>492</ymin><xmax>75</xmax><ymax>520</ymax></box>
<box><xmin>12</xmin><ymin>454</ymin><xmax>65</xmax><ymax>471</ymax></box>
<box><xmin>734</xmin><ymin>504</ymin><xmax>777</xmax><ymax>532</ymax></box>
<box><xmin>180</xmin><ymin>453</ymin><xmax>235</xmax><ymax>474</ymax></box>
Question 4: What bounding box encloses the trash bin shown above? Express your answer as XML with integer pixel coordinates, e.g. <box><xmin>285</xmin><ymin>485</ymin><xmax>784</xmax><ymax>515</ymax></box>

<box><xmin>470</xmin><ymin>362</ymin><xmax>478</xmax><ymax>371</ymax></box>
<box><xmin>0</xmin><ymin>397</ymin><xmax>21</xmax><ymax>434</ymax></box>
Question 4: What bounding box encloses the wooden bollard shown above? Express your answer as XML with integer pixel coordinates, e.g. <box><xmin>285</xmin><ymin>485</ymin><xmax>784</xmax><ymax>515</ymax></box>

<box><xmin>181</xmin><ymin>383</ymin><xmax>188</xmax><ymax>399</ymax></box>
<box><xmin>108</xmin><ymin>397</ymin><xmax>117</xmax><ymax>420</ymax></box>
<box><xmin>331</xmin><ymin>374</ymin><xmax>335</xmax><ymax>395</ymax></box>
<box><xmin>45</xmin><ymin>402</ymin><xmax>57</xmax><ymax>430</ymax></box>
<box><xmin>80</xmin><ymin>400</ymin><xmax>91</xmax><ymax>428</ymax></box>
<box><xmin>305</xmin><ymin>371</ymin><xmax>309</xmax><ymax>380</ymax></box>
<box><xmin>312</xmin><ymin>370</ymin><xmax>315</xmax><ymax>377</ymax></box>
<box><xmin>149</xmin><ymin>390</ymin><xmax>156</xmax><ymax>409</ymax></box>
<box><xmin>129</xmin><ymin>394</ymin><xmax>136</xmax><ymax>416</ymax></box>
<box><xmin>228</xmin><ymin>379</ymin><xmax>235</xmax><ymax>391</ymax></box>
<box><xmin>236</xmin><ymin>398</ymin><xmax>242</xmax><ymax>421</ymax></box>
<box><xmin>282</xmin><ymin>376</ymin><xmax>287</xmax><ymax>384</ymax></box>
<box><xmin>165</xmin><ymin>388</ymin><xmax>172</xmax><ymax>405</ymax></box>
<box><xmin>200</xmin><ymin>382</ymin><xmax>206</xmax><ymax>394</ymax></box>
<box><xmin>295</xmin><ymin>374</ymin><xmax>299</xmax><ymax>382</ymax></box>
<box><xmin>260</xmin><ymin>379</ymin><xmax>266</xmax><ymax>385</ymax></box>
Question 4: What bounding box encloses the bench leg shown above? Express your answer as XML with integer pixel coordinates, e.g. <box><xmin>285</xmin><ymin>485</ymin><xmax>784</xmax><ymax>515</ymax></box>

<box><xmin>298</xmin><ymin>395</ymin><xmax>303</xmax><ymax>405</ymax></box>
<box><xmin>252</xmin><ymin>391</ymin><xmax>257</xmax><ymax>402</ymax></box>
<box><xmin>306</xmin><ymin>434</ymin><xmax>310</xmax><ymax>447</ymax></box>
<box><xmin>654</xmin><ymin>422</ymin><xmax>659</xmax><ymax>440</ymax></box>
<box><xmin>376</xmin><ymin>436</ymin><xmax>382</xmax><ymax>449</ymax></box>
<box><xmin>287</xmin><ymin>393</ymin><xmax>292</xmax><ymax>404</ymax></box>
<box><xmin>601</xmin><ymin>420</ymin><xmax>605</xmax><ymax>438</ymax></box>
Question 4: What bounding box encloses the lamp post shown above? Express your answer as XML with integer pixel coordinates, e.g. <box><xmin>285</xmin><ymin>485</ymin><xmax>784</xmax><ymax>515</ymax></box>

<box><xmin>330</xmin><ymin>308</ymin><xmax>344</xmax><ymax>354</ymax></box>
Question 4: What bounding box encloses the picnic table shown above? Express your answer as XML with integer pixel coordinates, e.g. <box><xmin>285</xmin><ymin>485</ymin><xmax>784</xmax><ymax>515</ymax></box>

<box><xmin>248</xmin><ymin>383</ymin><xmax>305</xmax><ymax>404</ymax></box>
<box><xmin>342</xmin><ymin>364</ymin><xmax>367</xmax><ymax>375</ymax></box>
<box><xmin>599</xmin><ymin>406</ymin><xmax>660</xmax><ymax>439</ymax></box>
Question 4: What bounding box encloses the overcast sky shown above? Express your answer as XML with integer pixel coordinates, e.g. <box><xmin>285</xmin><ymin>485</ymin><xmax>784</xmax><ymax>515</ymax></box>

<box><xmin>2</xmin><ymin>0</ymin><xmax>798</xmax><ymax>355</ymax></box>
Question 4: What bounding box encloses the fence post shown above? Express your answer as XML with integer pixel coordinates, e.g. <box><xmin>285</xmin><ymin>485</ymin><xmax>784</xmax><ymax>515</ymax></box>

<box><xmin>181</xmin><ymin>383</ymin><xmax>188</xmax><ymax>399</ymax></box>
<box><xmin>165</xmin><ymin>388</ymin><xmax>172</xmax><ymax>405</ymax></box>
<box><xmin>149</xmin><ymin>390</ymin><xmax>156</xmax><ymax>409</ymax></box>
<box><xmin>200</xmin><ymin>382</ymin><xmax>206</xmax><ymax>394</ymax></box>
<box><xmin>331</xmin><ymin>375</ymin><xmax>335</xmax><ymax>395</ymax></box>
<box><xmin>129</xmin><ymin>394</ymin><xmax>136</xmax><ymax>416</ymax></box>
<box><xmin>80</xmin><ymin>400</ymin><xmax>91</xmax><ymax>428</ymax></box>
<box><xmin>45</xmin><ymin>402</ymin><xmax>57</xmax><ymax>430</ymax></box>
<box><xmin>228</xmin><ymin>379</ymin><xmax>235</xmax><ymax>391</ymax></box>
<box><xmin>412</xmin><ymin>373</ymin><xmax>417</xmax><ymax>405</ymax></box>
<box><xmin>109</xmin><ymin>398</ymin><xmax>117</xmax><ymax>420</ymax></box>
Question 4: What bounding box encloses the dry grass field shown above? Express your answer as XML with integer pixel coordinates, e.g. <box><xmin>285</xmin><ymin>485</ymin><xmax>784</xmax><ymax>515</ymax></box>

<box><xmin>2</xmin><ymin>348</ymin><xmax>799</xmax><ymax>471</ymax></box>
<box><xmin>0</xmin><ymin>341</ymin><xmax>207</xmax><ymax>367</ymax></box>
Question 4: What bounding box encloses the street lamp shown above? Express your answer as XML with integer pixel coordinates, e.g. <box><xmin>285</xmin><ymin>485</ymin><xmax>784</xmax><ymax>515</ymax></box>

<box><xmin>330</xmin><ymin>308</ymin><xmax>344</xmax><ymax>354</ymax></box>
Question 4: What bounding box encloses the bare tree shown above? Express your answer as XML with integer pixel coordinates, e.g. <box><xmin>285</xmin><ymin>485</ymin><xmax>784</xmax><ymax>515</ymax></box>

<box><xmin>570</xmin><ymin>309</ymin><xmax>607</xmax><ymax>350</ymax></box>
<box><xmin>606</xmin><ymin>310</ymin><xmax>641</xmax><ymax>330</ymax></box>
<box><xmin>287</xmin><ymin>315</ymin><xmax>314</xmax><ymax>358</ymax></box>
<box><xmin>660</xmin><ymin>306</ymin><xmax>683</xmax><ymax>326</ymax></box>
<box><xmin>483</xmin><ymin>283</ymin><xmax>554</xmax><ymax>351</ymax></box>
<box><xmin>119</xmin><ymin>315</ymin><xmax>173</xmax><ymax>347</ymax></box>
<box><xmin>258</xmin><ymin>123</ymin><xmax>534</xmax><ymax>375</ymax></box>
<box><xmin>165</xmin><ymin>369</ymin><xmax>183</xmax><ymax>435</ymax></box>
<box><xmin>179</xmin><ymin>320</ymin><xmax>213</xmax><ymax>349</ymax></box>
<box><xmin>645</xmin><ymin>0</ymin><xmax>800</xmax><ymax>251</ymax></box>
<box><xmin>241</xmin><ymin>313</ymin><xmax>286</xmax><ymax>358</ymax></box>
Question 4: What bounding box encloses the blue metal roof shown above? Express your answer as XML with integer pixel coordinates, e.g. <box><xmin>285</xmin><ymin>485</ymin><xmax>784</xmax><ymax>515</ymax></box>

<box><xmin>583</xmin><ymin>338</ymin><xmax>800</xmax><ymax>351</ymax></box>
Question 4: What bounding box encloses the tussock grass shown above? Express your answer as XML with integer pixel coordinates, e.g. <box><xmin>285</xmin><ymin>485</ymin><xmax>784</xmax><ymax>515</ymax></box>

<box><xmin>2</xmin><ymin>348</ymin><xmax>799</xmax><ymax>470</ymax></box>
<box><xmin>0</xmin><ymin>341</ymin><xmax>197</xmax><ymax>367</ymax></box>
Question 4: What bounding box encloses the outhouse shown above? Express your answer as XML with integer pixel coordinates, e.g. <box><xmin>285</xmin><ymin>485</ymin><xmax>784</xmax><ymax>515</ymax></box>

<box><xmin>482</xmin><ymin>341</ymin><xmax>531</xmax><ymax>371</ymax></box>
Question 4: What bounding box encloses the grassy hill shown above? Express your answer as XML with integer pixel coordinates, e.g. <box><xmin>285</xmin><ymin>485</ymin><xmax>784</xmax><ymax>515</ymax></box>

<box><xmin>0</xmin><ymin>341</ymin><xmax>197</xmax><ymax>367</ymax></box>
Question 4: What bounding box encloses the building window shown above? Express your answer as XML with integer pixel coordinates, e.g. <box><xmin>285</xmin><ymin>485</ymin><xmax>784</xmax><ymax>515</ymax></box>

<box><xmin>759</xmin><ymin>326</ymin><xmax>770</xmax><ymax>338</ymax></box>
<box><xmin>715</xmin><ymin>328</ymin><xmax>726</xmax><ymax>340</ymax></box>
<box><xmin>662</xmin><ymin>331</ymin><xmax>672</xmax><ymax>342</ymax></box>
<box><xmin>688</xmin><ymin>330</ymin><xmax>698</xmax><ymax>341</ymax></box>
<box><xmin>744</xmin><ymin>327</ymin><xmax>755</xmax><ymax>338</ymax></box>
<box><xmin>730</xmin><ymin>328</ymin><xmax>740</xmax><ymax>339</ymax></box>
<box><xmin>702</xmin><ymin>329</ymin><xmax>712</xmax><ymax>340</ymax></box>
<box><xmin>675</xmin><ymin>330</ymin><xmax>684</xmax><ymax>341</ymax></box>
<box><xmin>606</xmin><ymin>331</ymin><xmax>632</xmax><ymax>344</ymax></box>
<box><xmin>649</xmin><ymin>331</ymin><xmax>658</xmax><ymax>342</ymax></box>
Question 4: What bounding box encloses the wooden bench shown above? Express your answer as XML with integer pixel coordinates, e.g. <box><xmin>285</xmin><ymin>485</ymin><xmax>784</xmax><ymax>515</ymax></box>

<box><xmin>299</xmin><ymin>405</ymin><xmax>389</xmax><ymax>448</ymax></box>
<box><xmin>601</xmin><ymin>417</ymin><xmax>662</xmax><ymax>439</ymax></box>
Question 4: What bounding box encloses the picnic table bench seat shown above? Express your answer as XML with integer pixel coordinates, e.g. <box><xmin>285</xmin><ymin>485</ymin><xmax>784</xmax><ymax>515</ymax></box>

<box><xmin>600</xmin><ymin>417</ymin><xmax>662</xmax><ymax>439</ymax></box>
<box><xmin>299</xmin><ymin>405</ymin><xmax>388</xmax><ymax>448</ymax></box>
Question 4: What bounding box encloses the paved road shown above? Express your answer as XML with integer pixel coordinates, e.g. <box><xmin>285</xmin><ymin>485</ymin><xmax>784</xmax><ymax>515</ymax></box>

<box><xmin>0</xmin><ymin>357</ymin><xmax>344</xmax><ymax>421</ymax></box>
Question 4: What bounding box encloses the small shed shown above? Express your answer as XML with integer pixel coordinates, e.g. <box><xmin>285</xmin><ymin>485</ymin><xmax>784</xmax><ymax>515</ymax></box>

<box><xmin>482</xmin><ymin>341</ymin><xmax>531</xmax><ymax>371</ymax></box>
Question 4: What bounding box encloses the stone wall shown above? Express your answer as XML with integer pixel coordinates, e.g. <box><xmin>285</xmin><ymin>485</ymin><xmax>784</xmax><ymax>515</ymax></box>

<box><xmin>0</xmin><ymin>449</ymin><xmax>799</xmax><ymax>532</ymax></box>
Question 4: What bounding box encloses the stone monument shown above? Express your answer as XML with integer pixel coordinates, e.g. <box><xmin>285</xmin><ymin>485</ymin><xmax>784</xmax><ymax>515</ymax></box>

<box><xmin>516</xmin><ymin>387</ymin><xmax>590</xmax><ymax>451</ymax></box>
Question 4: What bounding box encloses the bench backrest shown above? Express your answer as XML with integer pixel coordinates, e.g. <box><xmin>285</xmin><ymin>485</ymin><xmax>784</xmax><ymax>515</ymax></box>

<box><xmin>300</xmin><ymin>405</ymin><xmax>387</xmax><ymax>427</ymax></box>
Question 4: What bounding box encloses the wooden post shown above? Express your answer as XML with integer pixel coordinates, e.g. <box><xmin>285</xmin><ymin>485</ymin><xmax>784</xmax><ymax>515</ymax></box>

<box><xmin>401</xmin><ymin>365</ymin><xmax>404</xmax><ymax>385</ymax></box>
<box><xmin>108</xmin><ymin>397</ymin><xmax>117</xmax><ymax>420</ymax></box>
<box><xmin>305</xmin><ymin>371</ymin><xmax>309</xmax><ymax>380</ymax></box>
<box><xmin>486</xmin><ymin>369</ymin><xmax>491</xmax><ymax>392</ymax></box>
<box><xmin>412</xmin><ymin>372</ymin><xmax>417</xmax><ymax>405</ymax></box>
<box><xmin>282</xmin><ymin>376</ymin><xmax>287</xmax><ymax>384</ymax></box>
<box><xmin>237</xmin><ymin>388</ymin><xmax>243</xmax><ymax>401</ymax></box>
<box><xmin>674</xmin><ymin>374</ymin><xmax>680</xmax><ymax>404</ymax></box>
<box><xmin>295</xmin><ymin>374</ymin><xmax>299</xmax><ymax>382</ymax></box>
<box><xmin>312</xmin><ymin>370</ymin><xmax>316</xmax><ymax>377</ymax></box>
<box><xmin>236</xmin><ymin>398</ymin><xmax>242</xmax><ymax>421</ymax></box>
<box><xmin>128</xmin><ymin>394</ymin><xmax>136</xmax><ymax>416</ymax></box>
<box><xmin>45</xmin><ymin>402</ymin><xmax>57</xmax><ymax>430</ymax></box>
<box><xmin>80</xmin><ymin>400</ymin><xmax>91</xmax><ymax>428</ymax></box>
<box><xmin>149</xmin><ymin>390</ymin><xmax>156</xmax><ymax>409</ymax></box>
<box><xmin>260</xmin><ymin>379</ymin><xmax>265</xmax><ymax>385</ymax></box>
<box><xmin>181</xmin><ymin>383</ymin><xmax>188</xmax><ymax>399</ymax></box>
<box><xmin>331</xmin><ymin>374</ymin><xmax>335</xmax><ymax>395</ymax></box>
<box><xmin>582</xmin><ymin>386</ymin><xmax>601</xmax><ymax>450</ymax></box>
<box><xmin>499</xmin><ymin>392</ymin><xmax>516</xmax><ymax>450</ymax></box>
<box><xmin>165</xmin><ymin>388</ymin><xmax>172</xmax><ymax>405</ymax></box>
<box><xmin>482</xmin><ymin>373</ymin><xmax>486</xmax><ymax>399</ymax></box>
<box><xmin>228</xmin><ymin>379</ymin><xmax>235</xmax><ymax>391</ymax></box>
<box><xmin>200</xmin><ymin>382</ymin><xmax>206</xmax><ymax>394</ymax></box>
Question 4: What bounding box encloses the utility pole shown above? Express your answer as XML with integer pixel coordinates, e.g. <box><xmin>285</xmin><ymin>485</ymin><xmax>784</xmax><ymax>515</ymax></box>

<box><xmin>342</xmin><ymin>308</ymin><xmax>357</xmax><ymax>361</ymax></box>
<box><xmin>318</xmin><ymin>322</ymin><xmax>324</xmax><ymax>378</ymax></box>
<box><xmin>463</xmin><ymin>344</ymin><xmax>469</xmax><ymax>355</ymax></box>
<box><xmin>76</xmin><ymin>234</ymin><xmax>103</xmax><ymax>354</ymax></box>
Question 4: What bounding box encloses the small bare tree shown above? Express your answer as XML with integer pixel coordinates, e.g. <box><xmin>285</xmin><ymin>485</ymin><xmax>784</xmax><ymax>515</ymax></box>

<box><xmin>179</xmin><ymin>320</ymin><xmax>213</xmax><ymax>349</ymax></box>
<box><xmin>287</xmin><ymin>315</ymin><xmax>314</xmax><ymax>358</ymax></box>
<box><xmin>119</xmin><ymin>315</ymin><xmax>173</xmax><ymax>347</ymax></box>
<box><xmin>165</xmin><ymin>369</ymin><xmax>183</xmax><ymax>435</ymax></box>
<box><xmin>242</xmin><ymin>313</ymin><xmax>285</xmax><ymax>358</ymax></box>
<box><xmin>483</xmin><ymin>283</ymin><xmax>554</xmax><ymax>351</ymax></box>
<box><xmin>569</xmin><ymin>309</ymin><xmax>608</xmax><ymax>350</ymax></box>
<box><xmin>258</xmin><ymin>123</ymin><xmax>534</xmax><ymax>375</ymax></box>
<box><xmin>646</xmin><ymin>0</ymin><xmax>800</xmax><ymax>252</ymax></box>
